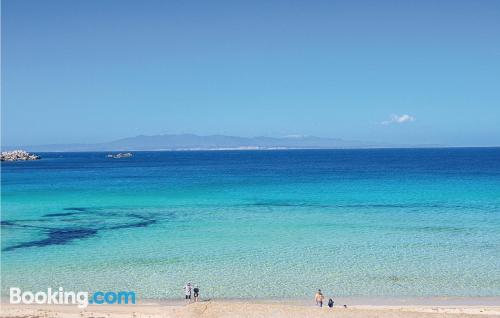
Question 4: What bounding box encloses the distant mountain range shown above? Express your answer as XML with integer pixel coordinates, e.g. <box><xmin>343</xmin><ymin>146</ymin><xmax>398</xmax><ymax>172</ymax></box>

<box><xmin>3</xmin><ymin>134</ymin><xmax>420</xmax><ymax>152</ymax></box>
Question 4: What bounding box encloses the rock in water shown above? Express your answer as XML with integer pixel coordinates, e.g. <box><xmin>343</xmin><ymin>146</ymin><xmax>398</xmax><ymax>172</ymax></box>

<box><xmin>1</xmin><ymin>150</ymin><xmax>41</xmax><ymax>161</ymax></box>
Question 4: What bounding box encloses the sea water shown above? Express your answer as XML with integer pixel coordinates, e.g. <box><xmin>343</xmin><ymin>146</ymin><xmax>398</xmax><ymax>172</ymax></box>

<box><xmin>1</xmin><ymin>148</ymin><xmax>500</xmax><ymax>299</ymax></box>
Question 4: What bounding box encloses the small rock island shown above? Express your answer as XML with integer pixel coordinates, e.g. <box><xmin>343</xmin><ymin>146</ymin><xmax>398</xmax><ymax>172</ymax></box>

<box><xmin>1</xmin><ymin>150</ymin><xmax>41</xmax><ymax>161</ymax></box>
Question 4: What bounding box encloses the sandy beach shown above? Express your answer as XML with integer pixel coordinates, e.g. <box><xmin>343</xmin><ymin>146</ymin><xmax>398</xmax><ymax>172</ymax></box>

<box><xmin>2</xmin><ymin>299</ymin><xmax>500</xmax><ymax>318</ymax></box>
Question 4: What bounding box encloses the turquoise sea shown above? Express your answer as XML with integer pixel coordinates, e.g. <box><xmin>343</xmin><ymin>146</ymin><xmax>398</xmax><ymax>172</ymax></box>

<box><xmin>1</xmin><ymin>148</ymin><xmax>500</xmax><ymax>299</ymax></box>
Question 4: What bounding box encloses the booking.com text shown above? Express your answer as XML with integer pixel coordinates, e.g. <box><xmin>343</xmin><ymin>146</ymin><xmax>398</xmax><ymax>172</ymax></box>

<box><xmin>9</xmin><ymin>287</ymin><xmax>136</xmax><ymax>308</ymax></box>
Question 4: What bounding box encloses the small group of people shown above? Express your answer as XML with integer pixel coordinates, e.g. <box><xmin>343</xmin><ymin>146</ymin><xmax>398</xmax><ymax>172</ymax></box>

<box><xmin>183</xmin><ymin>282</ymin><xmax>200</xmax><ymax>302</ymax></box>
<box><xmin>182</xmin><ymin>283</ymin><xmax>342</xmax><ymax>308</ymax></box>
<box><xmin>315</xmin><ymin>289</ymin><xmax>346</xmax><ymax>309</ymax></box>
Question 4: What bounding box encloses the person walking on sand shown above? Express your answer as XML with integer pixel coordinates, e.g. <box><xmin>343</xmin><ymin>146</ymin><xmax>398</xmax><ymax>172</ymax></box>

<box><xmin>315</xmin><ymin>289</ymin><xmax>325</xmax><ymax>307</ymax></box>
<box><xmin>193</xmin><ymin>285</ymin><xmax>200</xmax><ymax>302</ymax></box>
<box><xmin>183</xmin><ymin>282</ymin><xmax>192</xmax><ymax>302</ymax></box>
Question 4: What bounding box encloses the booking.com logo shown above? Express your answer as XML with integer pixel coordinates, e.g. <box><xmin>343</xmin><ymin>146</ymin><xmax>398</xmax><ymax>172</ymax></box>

<box><xmin>10</xmin><ymin>287</ymin><xmax>136</xmax><ymax>308</ymax></box>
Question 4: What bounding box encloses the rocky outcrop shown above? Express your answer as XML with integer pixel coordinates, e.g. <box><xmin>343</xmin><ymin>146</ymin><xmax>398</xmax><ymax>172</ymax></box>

<box><xmin>1</xmin><ymin>150</ymin><xmax>41</xmax><ymax>161</ymax></box>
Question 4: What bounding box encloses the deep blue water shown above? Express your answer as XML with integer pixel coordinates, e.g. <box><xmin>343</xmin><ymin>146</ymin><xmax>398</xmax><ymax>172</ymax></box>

<box><xmin>1</xmin><ymin>148</ymin><xmax>500</xmax><ymax>298</ymax></box>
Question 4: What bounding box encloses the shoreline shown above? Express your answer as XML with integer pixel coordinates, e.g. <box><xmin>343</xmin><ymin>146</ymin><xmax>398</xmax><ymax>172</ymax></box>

<box><xmin>2</xmin><ymin>295</ymin><xmax>500</xmax><ymax>306</ymax></box>
<box><xmin>1</xmin><ymin>297</ymin><xmax>500</xmax><ymax>318</ymax></box>
<box><xmin>1</xmin><ymin>302</ymin><xmax>499</xmax><ymax>318</ymax></box>
<box><xmin>151</xmin><ymin>296</ymin><xmax>500</xmax><ymax>306</ymax></box>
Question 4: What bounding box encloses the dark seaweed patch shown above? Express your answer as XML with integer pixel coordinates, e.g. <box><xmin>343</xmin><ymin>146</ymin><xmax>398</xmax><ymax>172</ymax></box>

<box><xmin>109</xmin><ymin>219</ymin><xmax>157</xmax><ymax>230</ymax></box>
<box><xmin>3</xmin><ymin>228</ymin><xmax>98</xmax><ymax>252</ymax></box>
<box><xmin>43</xmin><ymin>212</ymin><xmax>80</xmax><ymax>217</ymax></box>
<box><xmin>249</xmin><ymin>201</ymin><xmax>331</xmax><ymax>208</ymax></box>
<box><xmin>0</xmin><ymin>220</ymin><xmax>51</xmax><ymax>230</ymax></box>
<box><xmin>2</xmin><ymin>209</ymin><xmax>167</xmax><ymax>252</ymax></box>
<box><xmin>63</xmin><ymin>207</ymin><xmax>89</xmax><ymax>212</ymax></box>
<box><xmin>127</xmin><ymin>213</ymin><xmax>150</xmax><ymax>219</ymax></box>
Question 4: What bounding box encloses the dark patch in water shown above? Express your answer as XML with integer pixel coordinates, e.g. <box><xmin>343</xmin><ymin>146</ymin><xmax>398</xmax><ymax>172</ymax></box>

<box><xmin>127</xmin><ymin>213</ymin><xmax>149</xmax><ymax>219</ymax></box>
<box><xmin>0</xmin><ymin>220</ymin><xmax>52</xmax><ymax>230</ymax></box>
<box><xmin>3</xmin><ymin>208</ymin><xmax>169</xmax><ymax>252</ymax></box>
<box><xmin>3</xmin><ymin>228</ymin><xmax>98</xmax><ymax>252</ymax></box>
<box><xmin>109</xmin><ymin>219</ymin><xmax>157</xmax><ymax>230</ymax></box>
<box><xmin>388</xmin><ymin>275</ymin><xmax>405</xmax><ymax>288</ymax></box>
<box><xmin>340</xmin><ymin>204</ymin><xmax>408</xmax><ymax>208</ymax></box>
<box><xmin>59</xmin><ymin>217</ymin><xmax>82</xmax><ymax>222</ymax></box>
<box><xmin>249</xmin><ymin>201</ymin><xmax>330</xmax><ymax>208</ymax></box>
<box><xmin>43</xmin><ymin>212</ymin><xmax>80</xmax><ymax>217</ymax></box>
<box><xmin>63</xmin><ymin>207</ymin><xmax>89</xmax><ymax>212</ymax></box>
<box><xmin>108</xmin><ymin>213</ymin><xmax>158</xmax><ymax>230</ymax></box>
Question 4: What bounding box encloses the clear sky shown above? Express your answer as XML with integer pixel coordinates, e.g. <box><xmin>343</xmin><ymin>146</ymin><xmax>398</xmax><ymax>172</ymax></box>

<box><xmin>2</xmin><ymin>0</ymin><xmax>499</xmax><ymax>146</ymax></box>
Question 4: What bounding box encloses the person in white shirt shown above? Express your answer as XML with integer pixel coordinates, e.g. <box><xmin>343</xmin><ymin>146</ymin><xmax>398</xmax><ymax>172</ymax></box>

<box><xmin>183</xmin><ymin>282</ymin><xmax>192</xmax><ymax>302</ymax></box>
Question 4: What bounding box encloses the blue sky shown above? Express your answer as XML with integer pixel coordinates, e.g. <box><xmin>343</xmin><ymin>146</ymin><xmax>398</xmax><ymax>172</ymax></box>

<box><xmin>2</xmin><ymin>0</ymin><xmax>499</xmax><ymax>146</ymax></box>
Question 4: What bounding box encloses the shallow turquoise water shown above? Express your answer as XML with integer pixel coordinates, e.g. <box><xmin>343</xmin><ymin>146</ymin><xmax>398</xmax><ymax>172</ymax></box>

<box><xmin>1</xmin><ymin>149</ymin><xmax>500</xmax><ymax>299</ymax></box>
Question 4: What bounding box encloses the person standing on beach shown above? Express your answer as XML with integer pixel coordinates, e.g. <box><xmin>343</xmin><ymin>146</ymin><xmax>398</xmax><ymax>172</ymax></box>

<box><xmin>315</xmin><ymin>289</ymin><xmax>324</xmax><ymax>307</ymax></box>
<box><xmin>193</xmin><ymin>285</ymin><xmax>200</xmax><ymax>302</ymax></box>
<box><xmin>183</xmin><ymin>282</ymin><xmax>192</xmax><ymax>302</ymax></box>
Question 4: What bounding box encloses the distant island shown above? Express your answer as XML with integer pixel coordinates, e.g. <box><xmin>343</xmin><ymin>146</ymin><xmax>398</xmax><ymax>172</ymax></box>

<box><xmin>2</xmin><ymin>133</ymin><xmax>435</xmax><ymax>152</ymax></box>
<box><xmin>2</xmin><ymin>134</ymin><xmax>395</xmax><ymax>152</ymax></box>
